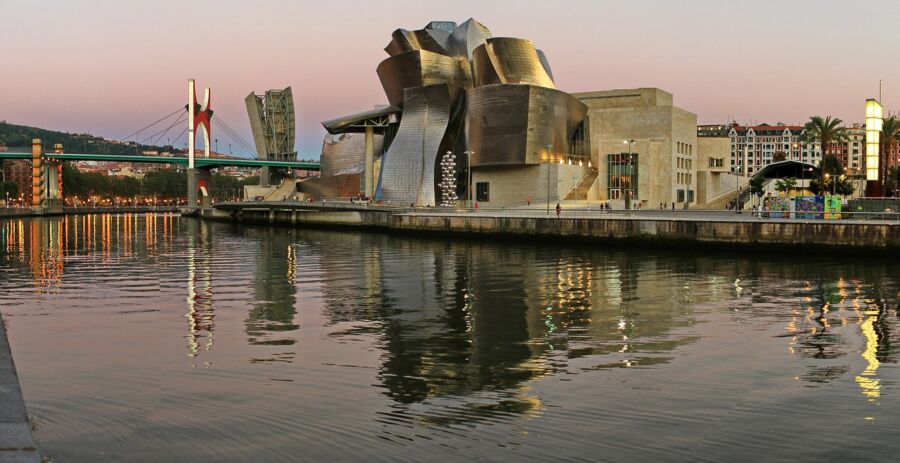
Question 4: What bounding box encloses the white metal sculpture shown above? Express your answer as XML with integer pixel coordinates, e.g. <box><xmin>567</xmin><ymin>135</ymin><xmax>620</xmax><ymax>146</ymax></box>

<box><xmin>439</xmin><ymin>150</ymin><xmax>458</xmax><ymax>207</ymax></box>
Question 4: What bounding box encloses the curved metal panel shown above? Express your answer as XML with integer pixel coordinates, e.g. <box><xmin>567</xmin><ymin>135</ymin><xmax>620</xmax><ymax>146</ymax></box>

<box><xmin>471</xmin><ymin>38</ymin><xmax>554</xmax><ymax>89</ymax></box>
<box><xmin>319</xmin><ymin>132</ymin><xmax>384</xmax><ymax>197</ymax></box>
<box><xmin>384</xmin><ymin>28</ymin><xmax>452</xmax><ymax>56</ymax></box>
<box><xmin>466</xmin><ymin>84</ymin><xmax>586</xmax><ymax>167</ymax></box>
<box><xmin>449</xmin><ymin>18</ymin><xmax>492</xmax><ymax>59</ymax></box>
<box><xmin>376</xmin><ymin>84</ymin><xmax>460</xmax><ymax>206</ymax></box>
<box><xmin>536</xmin><ymin>49</ymin><xmax>554</xmax><ymax>83</ymax></box>
<box><xmin>377</xmin><ymin>50</ymin><xmax>471</xmax><ymax>108</ymax></box>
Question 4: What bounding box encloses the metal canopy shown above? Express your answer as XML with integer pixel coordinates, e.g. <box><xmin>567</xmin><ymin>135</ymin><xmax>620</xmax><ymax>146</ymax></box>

<box><xmin>321</xmin><ymin>106</ymin><xmax>399</xmax><ymax>134</ymax></box>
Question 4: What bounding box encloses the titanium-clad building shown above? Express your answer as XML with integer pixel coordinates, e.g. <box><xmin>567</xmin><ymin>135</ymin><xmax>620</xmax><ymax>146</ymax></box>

<box><xmin>315</xmin><ymin>19</ymin><xmax>590</xmax><ymax>207</ymax></box>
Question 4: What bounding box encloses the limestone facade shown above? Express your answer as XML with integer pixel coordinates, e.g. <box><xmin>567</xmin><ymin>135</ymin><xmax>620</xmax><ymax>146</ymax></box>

<box><xmin>573</xmin><ymin>88</ymin><xmax>698</xmax><ymax>207</ymax></box>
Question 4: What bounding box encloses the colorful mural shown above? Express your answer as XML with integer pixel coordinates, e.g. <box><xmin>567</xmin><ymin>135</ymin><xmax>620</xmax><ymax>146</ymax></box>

<box><xmin>795</xmin><ymin>196</ymin><xmax>824</xmax><ymax>219</ymax></box>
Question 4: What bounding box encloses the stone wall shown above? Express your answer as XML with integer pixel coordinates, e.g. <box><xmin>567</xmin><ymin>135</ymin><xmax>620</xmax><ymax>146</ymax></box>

<box><xmin>206</xmin><ymin>203</ymin><xmax>900</xmax><ymax>254</ymax></box>
<box><xmin>471</xmin><ymin>163</ymin><xmax>588</xmax><ymax>207</ymax></box>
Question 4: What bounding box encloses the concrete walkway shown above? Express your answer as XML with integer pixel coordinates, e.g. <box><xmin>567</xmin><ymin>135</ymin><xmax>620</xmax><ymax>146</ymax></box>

<box><xmin>0</xmin><ymin>314</ymin><xmax>40</xmax><ymax>462</ymax></box>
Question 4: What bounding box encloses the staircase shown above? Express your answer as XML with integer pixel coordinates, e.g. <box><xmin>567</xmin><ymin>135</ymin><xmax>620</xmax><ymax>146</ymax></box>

<box><xmin>564</xmin><ymin>167</ymin><xmax>599</xmax><ymax>201</ymax></box>
<box><xmin>264</xmin><ymin>179</ymin><xmax>298</xmax><ymax>201</ymax></box>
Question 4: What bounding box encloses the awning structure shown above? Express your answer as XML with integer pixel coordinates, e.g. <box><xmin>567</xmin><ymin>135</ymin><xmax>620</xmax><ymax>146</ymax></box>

<box><xmin>321</xmin><ymin>106</ymin><xmax>399</xmax><ymax>134</ymax></box>
<box><xmin>751</xmin><ymin>160</ymin><xmax>817</xmax><ymax>179</ymax></box>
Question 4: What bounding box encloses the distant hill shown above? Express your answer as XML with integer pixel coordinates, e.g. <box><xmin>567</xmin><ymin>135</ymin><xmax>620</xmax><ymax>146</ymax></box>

<box><xmin>0</xmin><ymin>121</ymin><xmax>178</xmax><ymax>155</ymax></box>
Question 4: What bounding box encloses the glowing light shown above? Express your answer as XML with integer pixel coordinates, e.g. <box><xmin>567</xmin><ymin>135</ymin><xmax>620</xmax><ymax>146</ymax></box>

<box><xmin>865</xmin><ymin>99</ymin><xmax>883</xmax><ymax>181</ymax></box>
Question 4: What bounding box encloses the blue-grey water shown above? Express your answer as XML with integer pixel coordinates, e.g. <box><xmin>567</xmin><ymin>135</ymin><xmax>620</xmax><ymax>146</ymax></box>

<box><xmin>1</xmin><ymin>214</ymin><xmax>899</xmax><ymax>462</ymax></box>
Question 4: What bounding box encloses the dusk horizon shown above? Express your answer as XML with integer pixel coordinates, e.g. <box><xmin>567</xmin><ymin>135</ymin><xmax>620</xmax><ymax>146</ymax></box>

<box><xmin>3</xmin><ymin>0</ymin><xmax>900</xmax><ymax>157</ymax></box>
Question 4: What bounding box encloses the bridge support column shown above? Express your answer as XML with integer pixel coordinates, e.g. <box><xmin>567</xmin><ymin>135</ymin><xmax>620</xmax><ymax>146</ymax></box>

<box><xmin>187</xmin><ymin>168</ymin><xmax>212</xmax><ymax>208</ymax></box>
<box><xmin>260</xmin><ymin>166</ymin><xmax>271</xmax><ymax>187</ymax></box>
<box><xmin>364</xmin><ymin>126</ymin><xmax>375</xmax><ymax>198</ymax></box>
<box><xmin>31</xmin><ymin>139</ymin><xmax>43</xmax><ymax>209</ymax></box>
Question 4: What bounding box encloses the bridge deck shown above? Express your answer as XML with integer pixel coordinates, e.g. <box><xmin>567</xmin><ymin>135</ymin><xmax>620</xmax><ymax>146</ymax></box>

<box><xmin>0</xmin><ymin>152</ymin><xmax>319</xmax><ymax>170</ymax></box>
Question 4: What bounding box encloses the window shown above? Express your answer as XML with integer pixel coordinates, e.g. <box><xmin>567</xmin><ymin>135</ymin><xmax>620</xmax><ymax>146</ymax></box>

<box><xmin>688</xmin><ymin>190</ymin><xmax>694</xmax><ymax>202</ymax></box>
<box><xmin>607</xmin><ymin>153</ymin><xmax>638</xmax><ymax>200</ymax></box>
<box><xmin>476</xmin><ymin>182</ymin><xmax>489</xmax><ymax>202</ymax></box>
<box><xmin>677</xmin><ymin>189</ymin><xmax>685</xmax><ymax>202</ymax></box>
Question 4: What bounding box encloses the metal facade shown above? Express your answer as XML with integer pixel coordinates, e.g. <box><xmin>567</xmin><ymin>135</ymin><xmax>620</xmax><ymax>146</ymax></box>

<box><xmin>245</xmin><ymin>87</ymin><xmax>297</xmax><ymax>161</ymax></box>
<box><xmin>317</xmin><ymin>18</ymin><xmax>588</xmax><ymax>205</ymax></box>
<box><xmin>472</xmin><ymin>38</ymin><xmax>555</xmax><ymax>88</ymax></box>
<box><xmin>466</xmin><ymin>85</ymin><xmax>587</xmax><ymax>166</ymax></box>
<box><xmin>377</xmin><ymin>85</ymin><xmax>462</xmax><ymax>205</ymax></box>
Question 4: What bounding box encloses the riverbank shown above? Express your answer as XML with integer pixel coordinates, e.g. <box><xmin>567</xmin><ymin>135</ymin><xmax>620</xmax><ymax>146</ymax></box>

<box><xmin>0</xmin><ymin>314</ymin><xmax>41</xmax><ymax>462</ymax></box>
<box><xmin>203</xmin><ymin>202</ymin><xmax>900</xmax><ymax>254</ymax></box>
<box><xmin>0</xmin><ymin>206</ymin><xmax>178</xmax><ymax>218</ymax></box>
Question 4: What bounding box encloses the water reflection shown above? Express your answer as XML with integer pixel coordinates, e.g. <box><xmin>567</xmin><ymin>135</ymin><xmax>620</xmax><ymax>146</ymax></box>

<box><xmin>244</xmin><ymin>227</ymin><xmax>299</xmax><ymax>347</ymax></box>
<box><xmin>4</xmin><ymin>215</ymin><xmax>900</xmax><ymax>460</ymax></box>
<box><xmin>185</xmin><ymin>219</ymin><xmax>215</xmax><ymax>365</ymax></box>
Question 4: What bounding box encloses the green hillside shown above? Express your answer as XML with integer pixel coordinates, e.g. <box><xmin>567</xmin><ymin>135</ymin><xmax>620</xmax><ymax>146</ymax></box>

<box><xmin>0</xmin><ymin>121</ymin><xmax>178</xmax><ymax>155</ymax></box>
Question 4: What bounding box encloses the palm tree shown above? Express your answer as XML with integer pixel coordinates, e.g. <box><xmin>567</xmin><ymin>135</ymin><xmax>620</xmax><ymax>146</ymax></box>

<box><xmin>801</xmin><ymin>116</ymin><xmax>848</xmax><ymax>160</ymax></box>
<box><xmin>882</xmin><ymin>116</ymin><xmax>900</xmax><ymax>175</ymax></box>
<box><xmin>775</xmin><ymin>177</ymin><xmax>797</xmax><ymax>197</ymax></box>
<box><xmin>801</xmin><ymin>116</ymin><xmax>847</xmax><ymax>190</ymax></box>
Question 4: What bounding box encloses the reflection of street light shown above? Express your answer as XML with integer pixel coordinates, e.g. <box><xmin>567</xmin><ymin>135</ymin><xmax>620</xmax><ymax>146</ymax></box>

<box><xmin>463</xmin><ymin>150</ymin><xmax>474</xmax><ymax>210</ymax></box>
<box><xmin>623</xmin><ymin>139</ymin><xmax>635</xmax><ymax>209</ymax></box>
<box><xmin>545</xmin><ymin>144</ymin><xmax>553</xmax><ymax>215</ymax></box>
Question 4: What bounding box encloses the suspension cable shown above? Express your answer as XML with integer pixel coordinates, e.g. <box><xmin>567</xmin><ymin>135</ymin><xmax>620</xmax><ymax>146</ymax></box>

<box><xmin>118</xmin><ymin>107</ymin><xmax>185</xmax><ymax>142</ymax></box>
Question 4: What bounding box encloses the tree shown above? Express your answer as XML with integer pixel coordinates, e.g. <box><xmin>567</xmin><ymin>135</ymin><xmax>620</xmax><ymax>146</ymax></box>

<box><xmin>749</xmin><ymin>176</ymin><xmax>766</xmax><ymax>205</ymax></box>
<box><xmin>885</xmin><ymin>165</ymin><xmax>900</xmax><ymax>197</ymax></box>
<box><xmin>801</xmin><ymin>116</ymin><xmax>848</xmax><ymax>162</ymax></box>
<box><xmin>882</xmin><ymin>117</ymin><xmax>900</xmax><ymax>189</ymax></box>
<box><xmin>774</xmin><ymin>177</ymin><xmax>797</xmax><ymax>197</ymax></box>
<box><xmin>773</xmin><ymin>151</ymin><xmax>787</xmax><ymax>162</ymax></box>
<box><xmin>809</xmin><ymin>154</ymin><xmax>853</xmax><ymax>196</ymax></box>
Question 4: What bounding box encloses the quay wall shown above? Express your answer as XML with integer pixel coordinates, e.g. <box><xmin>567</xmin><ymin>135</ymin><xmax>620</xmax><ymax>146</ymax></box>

<box><xmin>205</xmin><ymin>204</ymin><xmax>900</xmax><ymax>253</ymax></box>
<box><xmin>0</xmin><ymin>206</ymin><xmax>178</xmax><ymax>219</ymax></box>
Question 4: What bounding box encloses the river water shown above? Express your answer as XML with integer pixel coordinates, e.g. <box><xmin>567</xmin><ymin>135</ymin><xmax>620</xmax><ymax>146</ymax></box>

<box><xmin>0</xmin><ymin>214</ymin><xmax>899</xmax><ymax>462</ymax></box>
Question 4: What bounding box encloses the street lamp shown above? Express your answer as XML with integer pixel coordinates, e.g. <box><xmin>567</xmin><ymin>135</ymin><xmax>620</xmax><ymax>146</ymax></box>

<box><xmin>463</xmin><ymin>150</ymin><xmax>474</xmax><ymax>210</ymax></box>
<box><xmin>623</xmin><ymin>139</ymin><xmax>635</xmax><ymax>209</ymax></box>
<box><xmin>545</xmin><ymin>144</ymin><xmax>553</xmax><ymax>214</ymax></box>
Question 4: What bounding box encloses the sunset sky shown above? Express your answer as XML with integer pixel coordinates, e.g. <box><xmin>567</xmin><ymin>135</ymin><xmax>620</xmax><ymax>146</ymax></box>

<box><xmin>2</xmin><ymin>0</ymin><xmax>899</xmax><ymax>158</ymax></box>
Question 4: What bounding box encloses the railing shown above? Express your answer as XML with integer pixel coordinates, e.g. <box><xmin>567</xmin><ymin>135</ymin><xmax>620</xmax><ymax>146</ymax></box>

<box><xmin>229</xmin><ymin>200</ymin><xmax>900</xmax><ymax>222</ymax></box>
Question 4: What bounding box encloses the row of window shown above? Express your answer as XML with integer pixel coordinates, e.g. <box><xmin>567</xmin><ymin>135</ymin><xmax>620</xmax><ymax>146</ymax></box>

<box><xmin>677</xmin><ymin>172</ymin><xmax>693</xmax><ymax>185</ymax></box>
<box><xmin>676</xmin><ymin>157</ymin><xmax>693</xmax><ymax>170</ymax></box>
<box><xmin>677</xmin><ymin>142</ymin><xmax>693</xmax><ymax>156</ymax></box>
<box><xmin>676</xmin><ymin>190</ymin><xmax>695</xmax><ymax>203</ymax></box>
<box><xmin>708</xmin><ymin>158</ymin><xmax>725</xmax><ymax>168</ymax></box>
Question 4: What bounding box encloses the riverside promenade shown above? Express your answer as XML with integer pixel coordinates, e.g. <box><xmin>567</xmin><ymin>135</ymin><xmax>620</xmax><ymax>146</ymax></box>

<box><xmin>206</xmin><ymin>201</ymin><xmax>900</xmax><ymax>254</ymax></box>
<box><xmin>0</xmin><ymin>315</ymin><xmax>40</xmax><ymax>462</ymax></box>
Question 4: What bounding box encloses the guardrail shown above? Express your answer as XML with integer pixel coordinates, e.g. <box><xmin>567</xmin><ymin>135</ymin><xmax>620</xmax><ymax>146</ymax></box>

<box><xmin>227</xmin><ymin>200</ymin><xmax>900</xmax><ymax>222</ymax></box>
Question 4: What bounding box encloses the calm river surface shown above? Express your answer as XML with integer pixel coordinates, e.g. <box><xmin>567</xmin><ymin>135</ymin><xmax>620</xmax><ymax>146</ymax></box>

<box><xmin>1</xmin><ymin>214</ymin><xmax>899</xmax><ymax>462</ymax></box>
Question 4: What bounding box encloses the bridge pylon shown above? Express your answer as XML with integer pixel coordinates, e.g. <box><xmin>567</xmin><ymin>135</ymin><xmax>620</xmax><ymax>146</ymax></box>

<box><xmin>187</xmin><ymin>79</ymin><xmax>214</xmax><ymax>208</ymax></box>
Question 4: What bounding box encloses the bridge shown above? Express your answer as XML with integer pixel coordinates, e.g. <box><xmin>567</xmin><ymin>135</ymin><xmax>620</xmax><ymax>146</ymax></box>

<box><xmin>1</xmin><ymin>79</ymin><xmax>321</xmax><ymax>211</ymax></box>
<box><xmin>0</xmin><ymin>151</ymin><xmax>320</xmax><ymax>170</ymax></box>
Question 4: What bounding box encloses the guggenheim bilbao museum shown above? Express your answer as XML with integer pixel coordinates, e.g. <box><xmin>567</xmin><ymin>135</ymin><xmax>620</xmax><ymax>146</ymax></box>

<box><xmin>305</xmin><ymin>19</ymin><xmax>720</xmax><ymax>208</ymax></box>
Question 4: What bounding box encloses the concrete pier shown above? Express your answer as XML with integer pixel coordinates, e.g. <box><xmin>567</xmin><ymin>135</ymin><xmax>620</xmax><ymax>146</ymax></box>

<box><xmin>0</xmin><ymin>315</ymin><xmax>40</xmax><ymax>462</ymax></box>
<box><xmin>206</xmin><ymin>202</ymin><xmax>900</xmax><ymax>254</ymax></box>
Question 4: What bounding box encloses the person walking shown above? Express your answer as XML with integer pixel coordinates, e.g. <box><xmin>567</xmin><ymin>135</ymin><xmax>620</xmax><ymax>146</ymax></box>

<box><xmin>555</xmin><ymin>202</ymin><xmax>561</xmax><ymax>218</ymax></box>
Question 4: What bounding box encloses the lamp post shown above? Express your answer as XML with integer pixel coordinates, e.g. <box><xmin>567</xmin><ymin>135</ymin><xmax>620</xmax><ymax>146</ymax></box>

<box><xmin>463</xmin><ymin>150</ymin><xmax>474</xmax><ymax>210</ymax></box>
<box><xmin>623</xmin><ymin>139</ymin><xmax>635</xmax><ymax>210</ymax></box>
<box><xmin>545</xmin><ymin>144</ymin><xmax>553</xmax><ymax>215</ymax></box>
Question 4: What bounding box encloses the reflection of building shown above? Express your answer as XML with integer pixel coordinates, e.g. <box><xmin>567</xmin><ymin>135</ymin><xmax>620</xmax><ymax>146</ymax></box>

<box><xmin>245</xmin><ymin>227</ymin><xmax>299</xmax><ymax>348</ymax></box>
